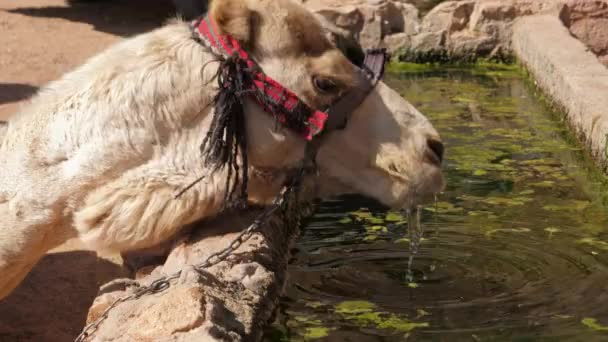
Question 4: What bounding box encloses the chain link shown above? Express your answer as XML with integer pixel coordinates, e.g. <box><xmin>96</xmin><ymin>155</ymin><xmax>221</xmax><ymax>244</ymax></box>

<box><xmin>75</xmin><ymin>169</ymin><xmax>303</xmax><ymax>342</ymax></box>
<box><xmin>76</xmin><ymin>18</ymin><xmax>317</xmax><ymax>341</ymax></box>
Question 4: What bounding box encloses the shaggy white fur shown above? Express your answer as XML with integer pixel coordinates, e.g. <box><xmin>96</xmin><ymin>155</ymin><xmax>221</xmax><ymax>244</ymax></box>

<box><xmin>0</xmin><ymin>0</ymin><xmax>444</xmax><ymax>300</ymax></box>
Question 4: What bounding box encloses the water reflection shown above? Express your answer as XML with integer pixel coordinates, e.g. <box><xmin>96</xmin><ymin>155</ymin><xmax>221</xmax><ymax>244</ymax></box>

<box><xmin>265</xmin><ymin>67</ymin><xmax>608</xmax><ymax>341</ymax></box>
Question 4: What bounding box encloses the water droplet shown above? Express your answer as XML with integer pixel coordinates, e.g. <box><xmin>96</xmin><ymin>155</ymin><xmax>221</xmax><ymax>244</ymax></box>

<box><xmin>405</xmin><ymin>206</ymin><xmax>423</xmax><ymax>284</ymax></box>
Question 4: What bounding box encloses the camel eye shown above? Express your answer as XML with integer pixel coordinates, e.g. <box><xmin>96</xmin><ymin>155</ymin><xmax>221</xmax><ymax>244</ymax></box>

<box><xmin>313</xmin><ymin>76</ymin><xmax>339</xmax><ymax>94</ymax></box>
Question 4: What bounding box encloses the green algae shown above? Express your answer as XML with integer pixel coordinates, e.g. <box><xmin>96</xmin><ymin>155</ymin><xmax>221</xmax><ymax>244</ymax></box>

<box><xmin>416</xmin><ymin>309</ymin><xmax>431</xmax><ymax>318</ymax></box>
<box><xmin>385</xmin><ymin>212</ymin><xmax>404</xmax><ymax>222</ymax></box>
<box><xmin>387</xmin><ymin>60</ymin><xmax>520</xmax><ymax>78</ymax></box>
<box><xmin>542</xmin><ymin>200</ymin><xmax>591</xmax><ymax>212</ymax></box>
<box><xmin>289</xmin><ymin>315</ymin><xmax>322</xmax><ymax>326</ymax></box>
<box><xmin>544</xmin><ymin>227</ymin><xmax>561</xmax><ymax>233</ymax></box>
<box><xmin>367</xmin><ymin>225</ymin><xmax>388</xmax><ymax>233</ymax></box>
<box><xmin>424</xmin><ymin>201</ymin><xmax>463</xmax><ymax>214</ymax></box>
<box><xmin>376</xmin><ymin>315</ymin><xmax>429</xmax><ymax>332</ymax></box>
<box><xmin>366</xmin><ymin>217</ymin><xmax>385</xmax><ymax>225</ymax></box>
<box><xmin>338</xmin><ymin>217</ymin><xmax>352</xmax><ymax>224</ymax></box>
<box><xmin>530</xmin><ymin>180</ymin><xmax>556</xmax><ymax>188</ymax></box>
<box><xmin>350</xmin><ymin>209</ymin><xmax>385</xmax><ymax>224</ymax></box>
<box><xmin>582</xmin><ymin>318</ymin><xmax>608</xmax><ymax>332</ymax></box>
<box><xmin>335</xmin><ymin>300</ymin><xmax>429</xmax><ymax>333</ymax></box>
<box><xmin>485</xmin><ymin>228</ymin><xmax>531</xmax><ymax>238</ymax></box>
<box><xmin>351</xmin><ymin>209</ymin><xmax>373</xmax><ymax>220</ymax></box>
<box><xmin>387</xmin><ymin>62</ymin><xmax>439</xmax><ymax>74</ymax></box>
<box><xmin>458</xmin><ymin>195</ymin><xmax>530</xmax><ymax>207</ymax></box>
<box><xmin>395</xmin><ymin>237</ymin><xmax>429</xmax><ymax>244</ymax></box>
<box><xmin>303</xmin><ymin>327</ymin><xmax>330</xmax><ymax>340</ymax></box>
<box><xmin>577</xmin><ymin>238</ymin><xmax>608</xmax><ymax>251</ymax></box>
<box><xmin>275</xmin><ymin>312</ymin><xmax>336</xmax><ymax>342</ymax></box>
<box><xmin>467</xmin><ymin>210</ymin><xmax>497</xmax><ymax>218</ymax></box>
<box><xmin>335</xmin><ymin>300</ymin><xmax>376</xmax><ymax>314</ymax></box>
<box><xmin>305</xmin><ymin>301</ymin><xmax>324</xmax><ymax>309</ymax></box>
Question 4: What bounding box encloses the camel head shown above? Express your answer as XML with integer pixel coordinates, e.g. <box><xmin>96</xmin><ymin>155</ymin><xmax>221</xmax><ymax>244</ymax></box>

<box><xmin>205</xmin><ymin>0</ymin><xmax>444</xmax><ymax>209</ymax></box>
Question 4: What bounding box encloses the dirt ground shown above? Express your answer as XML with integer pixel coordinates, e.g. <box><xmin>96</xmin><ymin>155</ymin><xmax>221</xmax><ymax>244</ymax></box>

<box><xmin>0</xmin><ymin>1</ymin><xmax>177</xmax><ymax>341</ymax></box>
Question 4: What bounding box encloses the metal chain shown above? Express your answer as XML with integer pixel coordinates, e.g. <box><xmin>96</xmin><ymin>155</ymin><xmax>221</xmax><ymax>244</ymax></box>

<box><xmin>76</xmin><ymin>20</ymin><xmax>312</xmax><ymax>342</ymax></box>
<box><xmin>75</xmin><ymin>169</ymin><xmax>304</xmax><ymax>342</ymax></box>
<box><xmin>77</xmin><ymin>23</ymin><xmax>313</xmax><ymax>341</ymax></box>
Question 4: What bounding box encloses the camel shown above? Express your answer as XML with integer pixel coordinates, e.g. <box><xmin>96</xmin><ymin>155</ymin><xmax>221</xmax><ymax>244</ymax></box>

<box><xmin>0</xmin><ymin>0</ymin><xmax>444</xmax><ymax>301</ymax></box>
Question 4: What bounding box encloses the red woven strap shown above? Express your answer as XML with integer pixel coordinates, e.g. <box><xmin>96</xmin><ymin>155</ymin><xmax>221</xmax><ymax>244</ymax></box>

<box><xmin>196</xmin><ymin>17</ymin><xmax>327</xmax><ymax>140</ymax></box>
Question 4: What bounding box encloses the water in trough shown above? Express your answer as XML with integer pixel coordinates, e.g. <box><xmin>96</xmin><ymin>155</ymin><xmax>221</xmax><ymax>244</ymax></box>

<box><xmin>264</xmin><ymin>64</ymin><xmax>608</xmax><ymax>341</ymax></box>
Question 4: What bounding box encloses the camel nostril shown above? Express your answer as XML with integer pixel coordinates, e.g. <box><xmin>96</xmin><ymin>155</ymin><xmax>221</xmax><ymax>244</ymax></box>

<box><xmin>426</xmin><ymin>138</ymin><xmax>444</xmax><ymax>165</ymax></box>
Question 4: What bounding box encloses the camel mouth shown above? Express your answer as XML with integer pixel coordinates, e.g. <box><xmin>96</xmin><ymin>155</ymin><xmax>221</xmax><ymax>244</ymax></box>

<box><xmin>423</xmin><ymin>148</ymin><xmax>443</xmax><ymax>167</ymax></box>
<box><xmin>408</xmin><ymin>189</ymin><xmax>441</xmax><ymax>209</ymax></box>
<box><xmin>400</xmin><ymin>165</ymin><xmax>445</xmax><ymax>210</ymax></box>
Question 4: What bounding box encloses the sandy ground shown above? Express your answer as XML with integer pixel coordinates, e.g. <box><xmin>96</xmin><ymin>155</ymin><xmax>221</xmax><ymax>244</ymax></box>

<box><xmin>0</xmin><ymin>1</ymin><xmax>176</xmax><ymax>341</ymax></box>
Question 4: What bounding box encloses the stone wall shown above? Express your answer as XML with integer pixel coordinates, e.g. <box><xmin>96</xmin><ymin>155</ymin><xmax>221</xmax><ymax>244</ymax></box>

<box><xmin>303</xmin><ymin>0</ymin><xmax>608</xmax><ymax>63</ymax></box>
<box><xmin>561</xmin><ymin>0</ymin><xmax>608</xmax><ymax>67</ymax></box>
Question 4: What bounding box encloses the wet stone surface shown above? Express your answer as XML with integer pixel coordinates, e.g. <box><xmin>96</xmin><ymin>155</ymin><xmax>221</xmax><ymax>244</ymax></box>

<box><xmin>264</xmin><ymin>65</ymin><xmax>608</xmax><ymax>341</ymax></box>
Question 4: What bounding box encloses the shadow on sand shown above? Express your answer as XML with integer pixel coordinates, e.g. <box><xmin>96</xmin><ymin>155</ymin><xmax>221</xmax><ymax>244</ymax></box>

<box><xmin>0</xmin><ymin>251</ymin><xmax>128</xmax><ymax>342</ymax></box>
<box><xmin>0</xmin><ymin>83</ymin><xmax>39</xmax><ymax>106</ymax></box>
<box><xmin>6</xmin><ymin>0</ymin><xmax>177</xmax><ymax>37</ymax></box>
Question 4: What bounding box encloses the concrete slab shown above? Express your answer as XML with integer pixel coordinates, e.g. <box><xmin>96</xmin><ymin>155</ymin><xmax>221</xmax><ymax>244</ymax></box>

<box><xmin>512</xmin><ymin>15</ymin><xmax>608</xmax><ymax>171</ymax></box>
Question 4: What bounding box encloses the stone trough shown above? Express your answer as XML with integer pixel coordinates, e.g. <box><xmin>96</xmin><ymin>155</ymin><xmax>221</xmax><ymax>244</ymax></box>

<box><xmin>513</xmin><ymin>13</ymin><xmax>608</xmax><ymax>172</ymax></box>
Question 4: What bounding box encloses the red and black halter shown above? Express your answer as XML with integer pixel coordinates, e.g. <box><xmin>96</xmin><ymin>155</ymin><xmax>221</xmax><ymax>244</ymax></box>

<box><xmin>190</xmin><ymin>16</ymin><xmax>389</xmax><ymax>206</ymax></box>
<box><xmin>193</xmin><ymin>16</ymin><xmax>389</xmax><ymax>138</ymax></box>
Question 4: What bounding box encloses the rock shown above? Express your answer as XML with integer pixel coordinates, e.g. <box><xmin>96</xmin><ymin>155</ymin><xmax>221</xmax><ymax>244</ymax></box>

<box><xmin>378</xmin><ymin>1</ymin><xmax>420</xmax><ymax>36</ymax></box>
<box><xmin>399</xmin><ymin>30</ymin><xmax>449</xmax><ymax>63</ymax></box>
<box><xmin>81</xmin><ymin>184</ymin><xmax>314</xmax><ymax>342</ymax></box>
<box><xmin>302</xmin><ymin>0</ymin><xmax>420</xmax><ymax>49</ymax></box>
<box><xmin>301</xmin><ymin>0</ymin><xmax>580</xmax><ymax>61</ymax></box>
<box><xmin>512</xmin><ymin>0</ymin><xmax>566</xmax><ymax>16</ymax></box>
<box><xmin>599</xmin><ymin>54</ymin><xmax>608</xmax><ymax>67</ymax></box>
<box><xmin>315</xmin><ymin>13</ymin><xmax>366</xmax><ymax>65</ymax></box>
<box><xmin>86</xmin><ymin>291</ymin><xmax>125</xmax><ymax>324</ymax></box>
<box><xmin>562</xmin><ymin>0</ymin><xmax>608</xmax><ymax>58</ymax></box>
<box><xmin>467</xmin><ymin>0</ymin><xmax>560</xmax><ymax>47</ymax></box>
<box><xmin>395</xmin><ymin>2</ymin><xmax>421</xmax><ymax>36</ymax></box>
<box><xmin>312</xmin><ymin>4</ymin><xmax>364</xmax><ymax>37</ymax></box>
<box><xmin>382</xmin><ymin>32</ymin><xmax>411</xmax><ymax>54</ymax></box>
<box><xmin>412</xmin><ymin>30</ymin><xmax>446</xmax><ymax>52</ymax></box>
<box><xmin>563</xmin><ymin>0</ymin><xmax>608</xmax><ymax>22</ymax></box>
<box><xmin>422</xmin><ymin>1</ymin><xmax>476</xmax><ymax>33</ymax></box>
<box><xmin>447</xmin><ymin>31</ymin><xmax>497</xmax><ymax>59</ymax></box>
<box><xmin>87</xmin><ymin>284</ymin><xmax>209</xmax><ymax>341</ymax></box>
<box><xmin>359</xmin><ymin>13</ymin><xmax>383</xmax><ymax>49</ymax></box>
<box><xmin>468</xmin><ymin>1</ymin><xmax>517</xmax><ymax>32</ymax></box>
<box><xmin>570</xmin><ymin>18</ymin><xmax>608</xmax><ymax>55</ymax></box>
<box><xmin>226</xmin><ymin>262</ymin><xmax>273</xmax><ymax>296</ymax></box>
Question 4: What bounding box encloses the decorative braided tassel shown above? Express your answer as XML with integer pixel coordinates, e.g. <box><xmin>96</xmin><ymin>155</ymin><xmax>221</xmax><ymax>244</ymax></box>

<box><xmin>200</xmin><ymin>54</ymin><xmax>250</xmax><ymax>209</ymax></box>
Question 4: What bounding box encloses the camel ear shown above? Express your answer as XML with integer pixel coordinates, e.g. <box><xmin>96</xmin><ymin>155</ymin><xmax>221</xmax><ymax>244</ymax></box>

<box><xmin>209</xmin><ymin>0</ymin><xmax>253</xmax><ymax>46</ymax></box>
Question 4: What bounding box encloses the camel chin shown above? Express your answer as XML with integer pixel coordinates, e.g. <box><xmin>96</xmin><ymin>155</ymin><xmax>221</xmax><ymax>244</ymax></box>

<box><xmin>0</xmin><ymin>0</ymin><xmax>443</xmax><ymax>301</ymax></box>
